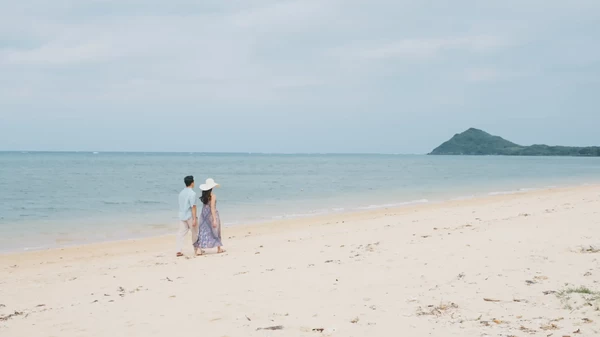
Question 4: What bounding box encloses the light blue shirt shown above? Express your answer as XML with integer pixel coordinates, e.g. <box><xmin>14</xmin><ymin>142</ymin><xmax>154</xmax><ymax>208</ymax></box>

<box><xmin>178</xmin><ymin>187</ymin><xmax>197</xmax><ymax>221</ymax></box>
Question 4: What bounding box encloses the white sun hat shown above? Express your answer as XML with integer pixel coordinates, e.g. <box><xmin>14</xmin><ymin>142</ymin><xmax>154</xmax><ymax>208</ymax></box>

<box><xmin>200</xmin><ymin>178</ymin><xmax>220</xmax><ymax>191</ymax></box>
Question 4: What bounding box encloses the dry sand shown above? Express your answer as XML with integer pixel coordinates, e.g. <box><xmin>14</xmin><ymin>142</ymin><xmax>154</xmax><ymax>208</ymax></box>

<box><xmin>1</xmin><ymin>185</ymin><xmax>600</xmax><ymax>336</ymax></box>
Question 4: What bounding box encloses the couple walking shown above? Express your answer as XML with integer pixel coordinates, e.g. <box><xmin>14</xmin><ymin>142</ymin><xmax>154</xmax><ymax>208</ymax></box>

<box><xmin>176</xmin><ymin>176</ymin><xmax>225</xmax><ymax>257</ymax></box>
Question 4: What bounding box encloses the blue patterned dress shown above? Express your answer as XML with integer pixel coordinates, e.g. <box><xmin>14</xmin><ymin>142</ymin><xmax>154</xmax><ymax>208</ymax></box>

<box><xmin>194</xmin><ymin>202</ymin><xmax>222</xmax><ymax>249</ymax></box>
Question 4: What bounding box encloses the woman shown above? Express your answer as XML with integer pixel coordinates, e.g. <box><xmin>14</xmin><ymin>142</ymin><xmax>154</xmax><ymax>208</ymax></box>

<box><xmin>194</xmin><ymin>178</ymin><xmax>225</xmax><ymax>255</ymax></box>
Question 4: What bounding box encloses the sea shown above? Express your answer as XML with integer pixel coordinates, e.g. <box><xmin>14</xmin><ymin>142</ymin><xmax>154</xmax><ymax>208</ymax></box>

<box><xmin>1</xmin><ymin>152</ymin><xmax>599</xmax><ymax>253</ymax></box>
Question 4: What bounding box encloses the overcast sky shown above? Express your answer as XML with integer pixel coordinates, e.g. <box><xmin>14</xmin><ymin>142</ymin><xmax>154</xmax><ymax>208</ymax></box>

<box><xmin>1</xmin><ymin>0</ymin><xmax>599</xmax><ymax>153</ymax></box>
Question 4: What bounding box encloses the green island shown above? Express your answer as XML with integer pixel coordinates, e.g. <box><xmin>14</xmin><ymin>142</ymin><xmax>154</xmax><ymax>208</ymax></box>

<box><xmin>429</xmin><ymin>128</ymin><xmax>600</xmax><ymax>156</ymax></box>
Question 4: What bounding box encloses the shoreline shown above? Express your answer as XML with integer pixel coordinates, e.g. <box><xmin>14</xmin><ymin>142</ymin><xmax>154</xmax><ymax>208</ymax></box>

<box><xmin>4</xmin><ymin>151</ymin><xmax>600</xmax><ymax>254</ymax></box>
<box><xmin>2</xmin><ymin>181</ymin><xmax>595</xmax><ymax>255</ymax></box>
<box><xmin>2</xmin><ymin>183</ymin><xmax>597</xmax><ymax>259</ymax></box>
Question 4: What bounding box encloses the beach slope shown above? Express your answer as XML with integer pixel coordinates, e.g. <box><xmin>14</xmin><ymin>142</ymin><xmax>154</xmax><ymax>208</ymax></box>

<box><xmin>1</xmin><ymin>186</ymin><xmax>600</xmax><ymax>336</ymax></box>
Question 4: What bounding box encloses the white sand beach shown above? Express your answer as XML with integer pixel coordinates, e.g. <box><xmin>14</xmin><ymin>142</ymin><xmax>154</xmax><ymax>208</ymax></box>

<box><xmin>1</xmin><ymin>185</ymin><xmax>599</xmax><ymax>336</ymax></box>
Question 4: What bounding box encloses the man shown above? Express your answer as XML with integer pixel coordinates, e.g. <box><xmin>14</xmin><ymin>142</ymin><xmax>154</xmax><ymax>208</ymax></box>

<box><xmin>176</xmin><ymin>175</ymin><xmax>198</xmax><ymax>257</ymax></box>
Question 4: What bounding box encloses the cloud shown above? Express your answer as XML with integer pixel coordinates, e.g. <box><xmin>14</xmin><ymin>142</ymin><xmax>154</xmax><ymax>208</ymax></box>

<box><xmin>0</xmin><ymin>42</ymin><xmax>117</xmax><ymax>66</ymax></box>
<box><xmin>464</xmin><ymin>67</ymin><xmax>525</xmax><ymax>83</ymax></box>
<box><xmin>351</xmin><ymin>36</ymin><xmax>510</xmax><ymax>60</ymax></box>
<box><xmin>0</xmin><ymin>1</ymin><xmax>346</xmax><ymax>105</ymax></box>
<box><xmin>227</xmin><ymin>0</ymin><xmax>335</xmax><ymax>30</ymax></box>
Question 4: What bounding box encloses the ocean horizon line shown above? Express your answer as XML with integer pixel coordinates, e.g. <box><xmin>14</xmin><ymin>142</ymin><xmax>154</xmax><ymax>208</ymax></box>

<box><xmin>0</xmin><ymin>150</ymin><xmax>424</xmax><ymax>156</ymax></box>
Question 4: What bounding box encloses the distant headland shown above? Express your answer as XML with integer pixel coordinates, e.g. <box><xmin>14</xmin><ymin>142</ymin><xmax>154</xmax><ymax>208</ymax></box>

<box><xmin>429</xmin><ymin>128</ymin><xmax>600</xmax><ymax>156</ymax></box>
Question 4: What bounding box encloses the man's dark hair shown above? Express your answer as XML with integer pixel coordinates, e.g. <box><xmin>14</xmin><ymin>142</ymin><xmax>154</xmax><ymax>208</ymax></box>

<box><xmin>184</xmin><ymin>176</ymin><xmax>194</xmax><ymax>187</ymax></box>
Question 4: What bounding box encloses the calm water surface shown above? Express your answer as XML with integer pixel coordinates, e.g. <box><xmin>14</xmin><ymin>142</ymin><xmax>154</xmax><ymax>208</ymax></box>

<box><xmin>1</xmin><ymin>152</ymin><xmax>599</xmax><ymax>252</ymax></box>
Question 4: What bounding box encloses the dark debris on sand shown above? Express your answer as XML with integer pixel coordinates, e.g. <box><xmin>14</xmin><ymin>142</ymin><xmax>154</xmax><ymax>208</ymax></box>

<box><xmin>256</xmin><ymin>325</ymin><xmax>284</xmax><ymax>331</ymax></box>
<box><xmin>0</xmin><ymin>311</ymin><xmax>24</xmax><ymax>321</ymax></box>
